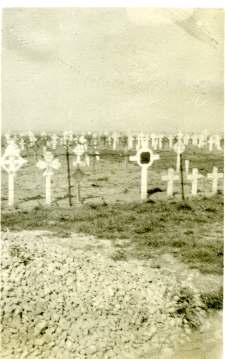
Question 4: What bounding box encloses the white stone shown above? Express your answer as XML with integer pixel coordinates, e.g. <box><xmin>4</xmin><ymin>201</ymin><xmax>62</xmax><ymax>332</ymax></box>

<box><xmin>0</xmin><ymin>142</ymin><xmax>27</xmax><ymax>206</ymax></box>
<box><xmin>36</xmin><ymin>151</ymin><xmax>61</xmax><ymax>205</ymax></box>
<box><xmin>207</xmin><ymin>167</ymin><xmax>223</xmax><ymax>194</ymax></box>
<box><xmin>161</xmin><ymin>168</ymin><xmax>179</xmax><ymax>197</ymax></box>
<box><xmin>129</xmin><ymin>145</ymin><xmax>160</xmax><ymax>200</ymax></box>
<box><xmin>187</xmin><ymin>168</ymin><xmax>203</xmax><ymax>196</ymax></box>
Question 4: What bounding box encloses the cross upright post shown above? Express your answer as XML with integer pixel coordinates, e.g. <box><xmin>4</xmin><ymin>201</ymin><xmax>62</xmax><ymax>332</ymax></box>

<box><xmin>187</xmin><ymin>168</ymin><xmax>203</xmax><ymax>196</ymax></box>
<box><xmin>207</xmin><ymin>167</ymin><xmax>223</xmax><ymax>194</ymax></box>
<box><xmin>161</xmin><ymin>168</ymin><xmax>179</xmax><ymax>197</ymax></box>
<box><xmin>129</xmin><ymin>144</ymin><xmax>160</xmax><ymax>200</ymax></box>
<box><xmin>208</xmin><ymin>136</ymin><xmax>214</xmax><ymax>152</ymax></box>
<box><xmin>37</xmin><ymin>151</ymin><xmax>61</xmax><ymax>205</ymax></box>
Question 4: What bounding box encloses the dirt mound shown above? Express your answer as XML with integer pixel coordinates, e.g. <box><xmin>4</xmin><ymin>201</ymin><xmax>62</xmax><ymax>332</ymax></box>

<box><xmin>1</xmin><ymin>231</ymin><xmax>204</xmax><ymax>358</ymax></box>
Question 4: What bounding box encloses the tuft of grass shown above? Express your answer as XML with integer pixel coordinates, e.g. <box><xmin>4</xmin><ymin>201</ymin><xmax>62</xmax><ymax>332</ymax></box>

<box><xmin>9</xmin><ymin>244</ymin><xmax>33</xmax><ymax>266</ymax></box>
<box><xmin>110</xmin><ymin>249</ymin><xmax>127</xmax><ymax>261</ymax></box>
<box><xmin>171</xmin><ymin>287</ymin><xmax>206</xmax><ymax>329</ymax></box>
<box><xmin>200</xmin><ymin>287</ymin><xmax>223</xmax><ymax>310</ymax></box>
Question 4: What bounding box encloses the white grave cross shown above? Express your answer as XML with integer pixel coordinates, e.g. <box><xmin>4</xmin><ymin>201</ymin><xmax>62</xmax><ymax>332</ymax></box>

<box><xmin>112</xmin><ymin>132</ymin><xmax>118</xmax><ymax>150</ymax></box>
<box><xmin>207</xmin><ymin>167</ymin><xmax>223</xmax><ymax>194</ymax></box>
<box><xmin>187</xmin><ymin>168</ymin><xmax>203</xmax><ymax>196</ymax></box>
<box><xmin>168</xmin><ymin>135</ymin><xmax>174</xmax><ymax>149</ymax></box>
<box><xmin>51</xmin><ymin>134</ymin><xmax>58</xmax><ymax>150</ymax></box>
<box><xmin>208</xmin><ymin>136</ymin><xmax>214</xmax><ymax>152</ymax></box>
<box><xmin>129</xmin><ymin>145</ymin><xmax>160</xmax><ymax>200</ymax></box>
<box><xmin>73</xmin><ymin>144</ymin><xmax>89</xmax><ymax>168</ymax></box>
<box><xmin>162</xmin><ymin>168</ymin><xmax>179</xmax><ymax>197</ymax></box>
<box><xmin>0</xmin><ymin>142</ymin><xmax>27</xmax><ymax>206</ymax></box>
<box><xmin>37</xmin><ymin>151</ymin><xmax>61</xmax><ymax>205</ymax></box>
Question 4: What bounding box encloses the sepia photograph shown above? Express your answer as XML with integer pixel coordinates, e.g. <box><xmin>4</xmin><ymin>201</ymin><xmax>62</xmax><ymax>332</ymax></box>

<box><xmin>1</xmin><ymin>3</ymin><xmax>224</xmax><ymax>358</ymax></box>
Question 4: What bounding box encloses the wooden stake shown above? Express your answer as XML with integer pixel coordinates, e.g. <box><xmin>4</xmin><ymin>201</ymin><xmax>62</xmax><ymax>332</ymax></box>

<box><xmin>180</xmin><ymin>153</ymin><xmax>185</xmax><ymax>201</ymax></box>
<box><xmin>77</xmin><ymin>181</ymin><xmax>81</xmax><ymax>204</ymax></box>
<box><xmin>65</xmin><ymin>145</ymin><xmax>73</xmax><ymax>207</ymax></box>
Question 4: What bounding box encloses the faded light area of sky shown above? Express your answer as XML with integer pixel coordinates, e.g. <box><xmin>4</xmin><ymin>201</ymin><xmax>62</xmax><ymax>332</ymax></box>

<box><xmin>2</xmin><ymin>8</ymin><xmax>224</xmax><ymax>133</ymax></box>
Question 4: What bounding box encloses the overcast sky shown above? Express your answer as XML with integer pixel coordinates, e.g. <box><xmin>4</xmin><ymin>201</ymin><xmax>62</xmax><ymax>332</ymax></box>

<box><xmin>2</xmin><ymin>8</ymin><xmax>224</xmax><ymax>133</ymax></box>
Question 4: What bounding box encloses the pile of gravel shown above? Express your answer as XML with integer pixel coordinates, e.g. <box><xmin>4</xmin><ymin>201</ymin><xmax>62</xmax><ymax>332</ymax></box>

<box><xmin>1</xmin><ymin>231</ymin><xmax>200</xmax><ymax>358</ymax></box>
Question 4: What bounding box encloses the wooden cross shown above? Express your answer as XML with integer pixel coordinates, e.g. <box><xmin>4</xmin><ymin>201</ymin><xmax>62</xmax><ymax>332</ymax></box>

<box><xmin>161</xmin><ymin>168</ymin><xmax>179</xmax><ymax>197</ymax></box>
<box><xmin>0</xmin><ymin>141</ymin><xmax>27</xmax><ymax>206</ymax></box>
<box><xmin>207</xmin><ymin>167</ymin><xmax>223</xmax><ymax>194</ymax></box>
<box><xmin>173</xmin><ymin>142</ymin><xmax>185</xmax><ymax>173</ymax></box>
<box><xmin>37</xmin><ymin>151</ymin><xmax>61</xmax><ymax>205</ymax></box>
<box><xmin>129</xmin><ymin>145</ymin><xmax>160</xmax><ymax>200</ymax></box>
<box><xmin>187</xmin><ymin>168</ymin><xmax>203</xmax><ymax>196</ymax></box>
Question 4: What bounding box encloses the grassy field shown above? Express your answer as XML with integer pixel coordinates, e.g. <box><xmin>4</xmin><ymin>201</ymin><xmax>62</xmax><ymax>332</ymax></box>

<box><xmin>1</xmin><ymin>144</ymin><xmax>223</xmax><ymax>281</ymax></box>
<box><xmin>1</xmin><ymin>145</ymin><xmax>224</xmax><ymax>209</ymax></box>
<box><xmin>1</xmin><ymin>144</ymin><xmax>224</xmax><ymax>275</ymax></box>
<box><xmin>2</xmin><ymin>194</ymin><xmax>223</xmax><ymax>276</ymax></box>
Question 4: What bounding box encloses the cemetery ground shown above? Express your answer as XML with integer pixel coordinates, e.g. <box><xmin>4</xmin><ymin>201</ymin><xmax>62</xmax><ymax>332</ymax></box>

<box><xmin>1</xmin><ymin>145</ymin><xmax>223</xmax><ymax>358</ymax></box>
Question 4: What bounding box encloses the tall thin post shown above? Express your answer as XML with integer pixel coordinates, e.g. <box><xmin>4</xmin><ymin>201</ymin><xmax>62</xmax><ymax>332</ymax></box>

<box><xmin>8</xmin><ymin>174</ymin><xmax>15</xmax><ymax>207</ymax></box>
<box><xmin>45</xmin><ymin>175</ymin><xmax>51</xmax><ymax>205</ymax></box>
<box><xmin>65</xmin><ymin>145</ymin><xmax>72</xmax><ymax>207</ymax></box>
<box><xmin>77</xmin><ymin>182</ymin><xmax>81</xmax><ymax>204</ymax></box>
<box><xmin>141</xmin><ymin>167</ymin><xmax>148</xmax><ymax>200</ymax></box>
<box><xmin>180</xmin><ymin>153</ymin><xmax>185</xmax><ymax>201</ymax></box>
